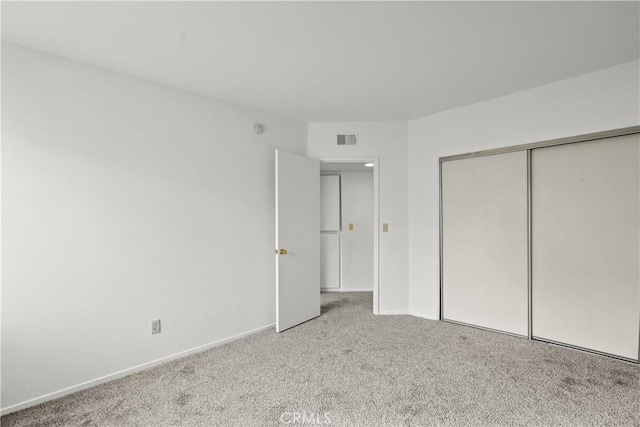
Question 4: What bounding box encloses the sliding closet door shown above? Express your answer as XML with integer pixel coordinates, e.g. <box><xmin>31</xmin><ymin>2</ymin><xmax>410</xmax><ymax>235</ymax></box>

<box><xmin>532</xmin><ymin>134</ymin><xmax>640</xmax><ymax>360</ymax></box>
<box><xmin>442</xmin><ymin>151</ymin><xmax>528</xmax><ymax>336</ymax></box>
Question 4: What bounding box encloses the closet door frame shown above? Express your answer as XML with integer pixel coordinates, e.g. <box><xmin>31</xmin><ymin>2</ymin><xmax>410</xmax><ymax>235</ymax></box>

<box><xmin>438</xmin><ymin>125</ymin><xmax>640</xmax><ymax>362</ymax></box>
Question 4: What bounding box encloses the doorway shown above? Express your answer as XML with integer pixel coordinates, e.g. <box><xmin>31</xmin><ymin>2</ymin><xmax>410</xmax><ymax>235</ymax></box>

<box><xmin>319</xmin><ymin>158</ymin><xmax>379</xmax><ymax>314</ymax></box>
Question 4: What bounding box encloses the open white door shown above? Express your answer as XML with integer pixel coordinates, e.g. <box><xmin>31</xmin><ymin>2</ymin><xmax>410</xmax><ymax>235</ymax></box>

<box><xmin>275</xmin><ymin>150</ymin><xmax>320</xmax><ymax>332</ymax></box>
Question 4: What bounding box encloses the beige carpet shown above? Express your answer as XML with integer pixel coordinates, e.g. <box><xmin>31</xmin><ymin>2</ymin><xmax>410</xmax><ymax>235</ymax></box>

<box><xmin>2</xmin><ymin>292</ymin><xmax>639</xmax><ymax>426</ymax></box>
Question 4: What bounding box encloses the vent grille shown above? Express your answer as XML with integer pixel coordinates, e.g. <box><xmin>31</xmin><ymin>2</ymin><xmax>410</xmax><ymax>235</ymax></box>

<box><xmin>337</xmin><ymin>134</ymin><xmax>358</xmax><ymax>146</ymax></box>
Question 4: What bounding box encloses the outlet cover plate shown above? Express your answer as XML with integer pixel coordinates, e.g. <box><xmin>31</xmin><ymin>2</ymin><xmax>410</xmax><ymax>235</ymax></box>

<box><xmin>151</xmin><ymin>319</ymin><xmax>161</xmax><ymax>334</ymax></box>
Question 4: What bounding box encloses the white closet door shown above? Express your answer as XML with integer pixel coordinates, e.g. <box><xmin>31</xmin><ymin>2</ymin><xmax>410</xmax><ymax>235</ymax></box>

<box><xmin>320</xmin><ymin>175</ymin><xmax>341</xmax><ymax>232</ymax></box>
<box><xmin>442</xmin><ymin>151</ymin><xmax>528</xmax><ymax>336</ymax></box>
<box><xmin>321</xmin><ymin>233</ymin><xmax>340</xmax><ymax>289</ymax></box>
<box><xmin>532</xmin><ymin>134</ymin><xmax>640</xmax><ymax>360</ymax></box>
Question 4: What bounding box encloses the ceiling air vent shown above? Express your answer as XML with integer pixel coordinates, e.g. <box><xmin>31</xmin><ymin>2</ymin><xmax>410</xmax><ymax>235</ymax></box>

<box><xmin>337</xmin><ymin>133</ymin><xmax>358</xmax><ymax>146</ymax></box>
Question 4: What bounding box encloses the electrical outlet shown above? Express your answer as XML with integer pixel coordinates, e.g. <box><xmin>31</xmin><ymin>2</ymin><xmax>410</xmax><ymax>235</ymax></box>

<box><xmin>151</xmin><ymin>319</ymin><xmax>161</xmax><ymax>334</ymax></box>
<box><xmin>383</xmin><ymin>223</ymin><xmax>389</xmax><ymax>232</ymax></box>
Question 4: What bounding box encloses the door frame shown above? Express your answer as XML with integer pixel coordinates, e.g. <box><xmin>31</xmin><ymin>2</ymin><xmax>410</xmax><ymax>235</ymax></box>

<box><xmin>317</xmin><ymin>157</ymin><xmax>380</xmax><ymax>315</ymax></box>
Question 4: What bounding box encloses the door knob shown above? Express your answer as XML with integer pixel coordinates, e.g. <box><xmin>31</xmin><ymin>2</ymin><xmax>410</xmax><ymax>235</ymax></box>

<box><xmin>279</xmin><ymin>248</ymin><xmax>288</xmax><ymax>255</ymax></box>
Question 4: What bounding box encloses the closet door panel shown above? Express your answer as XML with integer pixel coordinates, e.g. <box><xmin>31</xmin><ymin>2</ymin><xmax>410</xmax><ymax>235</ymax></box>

<box><xmin>442</xmin><ymin>151</ymin><xmax>529</xmax><ymax>336</ymax></box>
<box><xmin>320</xmin><ymin>233</ymin><xmax>340</xmax><ymax>289</ymax></box>
<box><xmin>320</xmin><ymin>175</ymin><xmax>341</xmax><ymax>232</ymax></box>
<box><xmin>532</xmin><ymin>134</ymin><xmax>640</xmax><ymax>360</ymax></box>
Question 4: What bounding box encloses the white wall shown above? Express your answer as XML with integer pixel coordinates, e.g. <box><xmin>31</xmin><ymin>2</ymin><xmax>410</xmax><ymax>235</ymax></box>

<box><xmin>340</xmin><ymin>171</ymin><xmax>373</xmax><ymax>291</ymax></box>
<box><xmin>308</xmin><ymin>123</ymin><xmax>408</xmax><ymax>313</ymax></box>
<box><xmin>408</xmin><ymin>60</ymin><xmax>640</xmax><ymax>319</ymax></box>
<box><xmin>1</xmin><ymin>42</ymin><xmax>307</xmax><ymax>411</ymax></box>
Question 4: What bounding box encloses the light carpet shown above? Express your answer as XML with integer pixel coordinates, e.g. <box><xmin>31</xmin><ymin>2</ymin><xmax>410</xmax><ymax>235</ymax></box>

<box><xmin>2</xmin><ymin>292</ymin><xmax>639</xmax><ymax>426</ymax></box>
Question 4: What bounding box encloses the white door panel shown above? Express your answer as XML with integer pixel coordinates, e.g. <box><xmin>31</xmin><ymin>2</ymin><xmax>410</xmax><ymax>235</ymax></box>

<box><xmin>275</xmin><ymin>150</ymin><xmax>320</xmax><ymax>332</ymax></box>
<box><xmin>532</xmin><ymin>135</ymin><xmax>640</xmax><ymax>360</ymax></box>
<box><xmin>442</xmin><ymin>151</ymin><xmax>529</xmax><ymax>336</ymax></box>
<box><xmin>320</xmin><ymin>175</ymin><xmax>341</xmax><ymax>232</ymax></box>
<box><xmin>321</xmin><ymin>233</ymin><xmax>340</xmax><ymax>289</ymax></box>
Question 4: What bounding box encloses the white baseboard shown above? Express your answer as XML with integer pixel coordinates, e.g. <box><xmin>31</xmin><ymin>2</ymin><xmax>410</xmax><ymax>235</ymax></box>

<box><xmin>321</xmin><ymin>288</ymin><xmax>373</xmax><ymax>292</ymax></box>
<box><xmin>1</xmin><ymin>323</ymin><xmax>275</xmax><ymax>415</ymax></box>
<box><xmin>377</xmin><ymin>311</ymin><xmax>408</xmax><ymax>315</ymax></box>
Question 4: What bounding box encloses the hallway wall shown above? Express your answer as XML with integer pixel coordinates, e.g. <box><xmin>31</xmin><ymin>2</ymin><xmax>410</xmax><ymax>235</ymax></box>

<box><xmin>308</xmin><ymin>122</ymin><xmax>408</xmax><ymax>314</ymax></box>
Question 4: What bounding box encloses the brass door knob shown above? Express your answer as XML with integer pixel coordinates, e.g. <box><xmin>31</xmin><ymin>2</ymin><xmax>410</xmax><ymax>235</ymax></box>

<box><xmin>279</xmin><ymin>248</ymin><xmax>288</xmax><ymax>255</ymax></box>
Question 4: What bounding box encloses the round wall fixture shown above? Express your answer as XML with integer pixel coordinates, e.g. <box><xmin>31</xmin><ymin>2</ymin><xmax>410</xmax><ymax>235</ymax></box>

<box><xmin>253</xmin><ymin>123</ymin><xmax>265</xmax><ymax>134</ymax></box>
